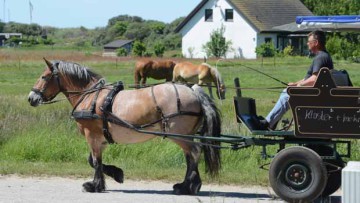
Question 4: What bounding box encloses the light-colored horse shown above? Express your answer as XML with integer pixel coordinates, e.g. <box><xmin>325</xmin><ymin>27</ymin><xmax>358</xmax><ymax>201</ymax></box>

<box><xmin>134</xmin><ymin>59</ymin><xmax>176</xmax><ymax>87</ymax></box>
<box><xmin>28</xmin><ymin>59</ymin><xmax>221</xmax><ymax>195</ymax></box>
<box><xmin>172</xmin><ymin>61</ymin><xmax>226</xmax><ymax>100</ymax></box>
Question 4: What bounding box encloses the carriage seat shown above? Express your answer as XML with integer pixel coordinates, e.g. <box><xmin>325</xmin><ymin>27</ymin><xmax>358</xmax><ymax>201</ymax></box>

<box><xmin>331</xmin><ymin>69</ymin><xmax>353</xmax><ymax>86</ymax></box>
<box><xmin>233</xmin><ymin>96</ymin><xmax>266</xmax><ymax>131</ymax></box>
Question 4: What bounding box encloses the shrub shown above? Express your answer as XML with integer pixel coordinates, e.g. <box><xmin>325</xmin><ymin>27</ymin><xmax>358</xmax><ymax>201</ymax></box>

<box><xmin>116</xmin><ymin>47</ymin><xmax>128</xmax><ymax>57</ymax></box>
<box><xmin>326</xmin><ymin>36</ymin><xmax>355</xmax><ymax>60</ymax></box>
<box><xmin>283</xmin><ymin>45</ymin><xmax>294</xmax><ymax>57</ymax></box>
<box><xmin>255</xmin><ymin>42</ymin><xmax>276</xmax><ymax>57</ymax></box>
<box><xmin>202</xmin><ymin>25</ymin><xmax>232</xmax><ymax>58</ymax></box>
<box><xmin>154</xmin><ymin>42</ymin><xmax>165</xmax><ymax>57</ymax></box>
<box><xmin>132</xmin><ymin>40</ymin><xmax>146</xmax><ymax>57</ymax></box>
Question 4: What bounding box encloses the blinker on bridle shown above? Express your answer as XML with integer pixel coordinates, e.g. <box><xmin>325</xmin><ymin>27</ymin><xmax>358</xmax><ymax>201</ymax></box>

<box><xmin>31</xmin><ymin>61</ymin><xmax>62</xmax><ymax>102</ymax></box>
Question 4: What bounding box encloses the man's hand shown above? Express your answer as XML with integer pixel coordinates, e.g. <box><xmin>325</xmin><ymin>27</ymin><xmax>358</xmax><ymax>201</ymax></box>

<box><xmin>287</xmin><ymin>82</ymin><xmax>297</xmax><ymax>86</ymax></box>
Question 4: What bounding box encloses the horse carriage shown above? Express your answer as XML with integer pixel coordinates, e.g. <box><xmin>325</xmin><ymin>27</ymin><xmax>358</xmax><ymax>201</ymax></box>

<box><xmin>27</xmin><ymin>16</ymin><xmax>360</xmax><ymax>203</ymax></box>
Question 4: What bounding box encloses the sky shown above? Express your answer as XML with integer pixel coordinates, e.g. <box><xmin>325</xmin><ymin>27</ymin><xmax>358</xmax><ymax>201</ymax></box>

<box><xmin>1</xmin><ymin>0</ymin><xmax>201</xmax><ymax>28</ymax></box>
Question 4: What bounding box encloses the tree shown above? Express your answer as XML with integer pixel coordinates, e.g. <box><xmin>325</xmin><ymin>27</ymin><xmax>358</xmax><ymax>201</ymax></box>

<box><xmin>0</xmin><ymin>21</ymin><xmax>5</xmax><ymax>33</ymax></box>
<box><xmin>124</xmin><ymin>22</ymin><xmax>151</xmax><ymax>41</ymax></box>
<box><xmin>255</xmin><ymin>42</ymin><xmax>276</xmax><ymax>57</ymax></box>
<box><xmin>202</xmin><ymin>25</ymin><xmax>232</xmax><ymax>58</ymax></box>
<box><xmin>132</xmin><ymin>41</ymin><xmax>146</xmax><ymax>56</ymax></box>
<box><xmin>154</xmin><ymin>42</ymin><xmax>165</xmax><ymax>57</ymax></box>
<box><xmin>148</xmin><ymin>21</ymin><xmax>166</xmax><ymax>34</ymax></box>
<box><xmin>110</xmin><ymin>21</ymin><xmax>128</xmax><ymax>37</ymax></box>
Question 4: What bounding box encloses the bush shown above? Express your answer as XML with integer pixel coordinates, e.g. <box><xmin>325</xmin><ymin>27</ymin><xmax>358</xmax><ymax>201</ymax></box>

<box><xmin>116</xmin><ymin>47</ymin><xmax>128</xmax><ymax>57</ymax></box>
<box><xmin>132</xmin><ymin>40</ymin><xmax>146</xmax><ymax>57</ymax></box>
<box><xmin>255</xmin><ymin>42</ymin><xmax>276</xmax><ymax>57</ymax></box>
<box><xmin>283</xmin><ymin>45</ymin><xmax>294</xmax><ymax>57</ymax></box>
<box><xmin>143</xmin><ymin>51</ymin><xmax>153</xmax><ymax>57</ymax></box>
<box><xmin>202</xmin><ymin>25</ymin><xmax>232</xmax><ymax>58</ymax></box>
<box><xmin>326</xmin><ymin>36</ymin><xmax>355</xmax><ymax>60</ymax></box>
<box><xmin>154</xmin><ymin>42</ymin><xmax>165</xmax><ymax>57</ymax></box>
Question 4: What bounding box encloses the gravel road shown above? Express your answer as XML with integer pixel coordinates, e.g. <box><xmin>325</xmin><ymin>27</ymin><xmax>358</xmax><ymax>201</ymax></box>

<box><xmin>0</xmin><ymin>175</ymin><xmax>341</xmax><ymax>203</ymax></box>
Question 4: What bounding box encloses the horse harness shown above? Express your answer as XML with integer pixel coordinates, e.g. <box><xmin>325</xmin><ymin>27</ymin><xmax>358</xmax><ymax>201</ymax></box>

<box><xmin>72</xmin><ymin>82</ymin><xmax>202</xmax><ymax>144</ymax></box>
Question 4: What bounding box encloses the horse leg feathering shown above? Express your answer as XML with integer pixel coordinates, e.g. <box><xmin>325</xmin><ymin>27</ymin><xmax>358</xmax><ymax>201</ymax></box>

<box><xmin>88</xmin><ymin>153</ymin><xmax>124</xmax><ymax>184</ymax></box>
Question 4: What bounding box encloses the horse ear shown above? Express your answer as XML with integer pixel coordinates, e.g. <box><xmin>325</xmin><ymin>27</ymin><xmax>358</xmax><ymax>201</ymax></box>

<box><xmin>43</xmin><ymin>58</ymin><xmax>53</xmax><ymax>71</ymax></box>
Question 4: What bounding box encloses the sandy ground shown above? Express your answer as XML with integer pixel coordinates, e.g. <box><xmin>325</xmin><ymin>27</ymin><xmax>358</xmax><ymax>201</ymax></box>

<box><xmin>0</xmin><ymin>175</ymin><xmax>341</xmax><ymax>203</ymax></box>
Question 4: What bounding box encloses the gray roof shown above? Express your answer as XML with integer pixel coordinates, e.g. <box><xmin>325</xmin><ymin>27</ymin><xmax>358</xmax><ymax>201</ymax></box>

<box><xmin>176</xmin><ymin>0</ymin><xmax>313</xmax><ymax>32</ymax></box>
<box><xmin>103</xmin><ymin>40</ymin><xmax>134</xmax><ymax>48</ymax></box>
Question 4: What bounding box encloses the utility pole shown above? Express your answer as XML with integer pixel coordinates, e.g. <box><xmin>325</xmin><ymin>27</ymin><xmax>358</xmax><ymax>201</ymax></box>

<box><xmin>29</xmin><ymin>0</ymin><xmax>33</xmax><ymax>24</ymax></box>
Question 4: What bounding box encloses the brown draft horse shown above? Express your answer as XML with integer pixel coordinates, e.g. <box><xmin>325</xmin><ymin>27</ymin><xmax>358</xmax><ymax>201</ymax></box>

<box><xmin>172</xmin><ymin>61</ymin><xmax>226</xmax><ymax>100</ymax></box>
<box><xmin>134</xmin><ymin>59</ymin><xmax>176</xmax><ymax>87</ymax></box>
<box><xmin>28</xmin><ymin>59</ymin><xmax>221</xmax><ymax>195</ymax></box>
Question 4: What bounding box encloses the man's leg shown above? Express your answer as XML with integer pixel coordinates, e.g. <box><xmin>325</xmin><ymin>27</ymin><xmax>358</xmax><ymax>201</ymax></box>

<box><xmin>265</xmin><ymin>89</ymin><xmax>290</xmax><ymax>129</ymax></box>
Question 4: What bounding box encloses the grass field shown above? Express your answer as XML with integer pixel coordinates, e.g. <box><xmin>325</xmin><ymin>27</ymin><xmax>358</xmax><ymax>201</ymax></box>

<box><xmin>1</xmin><ymin>48</ymin><xmax>360</xmax><ymax>187</ymax></box>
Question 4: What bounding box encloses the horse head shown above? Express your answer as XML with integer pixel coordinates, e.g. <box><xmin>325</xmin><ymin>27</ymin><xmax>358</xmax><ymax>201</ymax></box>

<box><xmin>28</xmin><ymin>58</ymin><xmax>63</xmax><ymax>106</ymax></box>
<box><xmin>28</xmin><ymin>58</ymin><xmax>102</xmax><ymax>107</ymax></box>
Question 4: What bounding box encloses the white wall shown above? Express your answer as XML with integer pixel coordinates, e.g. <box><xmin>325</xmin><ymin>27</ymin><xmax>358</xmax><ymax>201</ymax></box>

<box><xmin>179</xmin><ymin>0</ymin><xmax>258</xmax><ymax>59</ymax></box>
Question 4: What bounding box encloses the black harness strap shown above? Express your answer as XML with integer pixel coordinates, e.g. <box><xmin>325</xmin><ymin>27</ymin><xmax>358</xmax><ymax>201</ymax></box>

<box><xmin>71</xmin><ymin>80</ymin><xmax>105</xmax><ymax>119</ymax></box>
<box><xmin>150</xmin><ymin>83</ymin><xmax>202</xmax><ymax>132</ymax></box>
<box><xmin>101</xmin><ymin>81</ymin><xmax>124</xmax><ymax>144</ymax></box>
<box><xmin>72</xmin><ymin>82</ymin><xmax>202</xmax><ymax>144</ymax></box>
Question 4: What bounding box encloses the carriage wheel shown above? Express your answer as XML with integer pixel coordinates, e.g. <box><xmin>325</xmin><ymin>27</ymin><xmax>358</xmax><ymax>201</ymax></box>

<box><xmin>269</xmin><ymin>146</ymin><xmax>327</xmax><ymax>203</ymax></box>
<box><xmin>305</xmin><ymin>144</ymin><xmax>345</xmax><ymax>197</ymax></box>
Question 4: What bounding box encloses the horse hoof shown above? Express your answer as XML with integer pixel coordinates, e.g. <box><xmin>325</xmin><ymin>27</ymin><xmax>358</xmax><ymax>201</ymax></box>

<box><xmin>173</xmin><ymin>183</ymin><xmax>185</xmax><ymax>195</ymax></box>
<box><xmin>189</xmin><ymin>182</ymin><xmax>202</xmax><ymax>195</ymax></box>
<box><xmin>82</xmin><ymin>181</ymin><xmax>96</xmax><ymax>193</ymax></box>
<box><xmin>173</xmin><ymin>181</ymin><xmax>202</xmax><ymax>195</ymax></box>
<box><xmin>173</xmin><ymin>183</ymin><xmax>192</xmax><ymax>195</ymax></box>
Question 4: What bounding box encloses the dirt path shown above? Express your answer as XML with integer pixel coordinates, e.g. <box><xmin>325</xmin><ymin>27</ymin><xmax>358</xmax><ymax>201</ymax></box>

<box><xmin>0</xmin><ymin>175</ymin><xmax>341</xmax><ymax>203</ymax></box>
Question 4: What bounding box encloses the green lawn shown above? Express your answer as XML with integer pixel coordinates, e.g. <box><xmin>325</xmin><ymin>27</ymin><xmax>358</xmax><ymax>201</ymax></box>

<box><xmin>1</xmin><ymin>48</ymin><xmax>360</xmax><ymax>186</ymax></box>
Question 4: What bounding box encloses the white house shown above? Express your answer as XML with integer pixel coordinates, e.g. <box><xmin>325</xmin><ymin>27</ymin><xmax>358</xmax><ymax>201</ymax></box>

<box><xmin>175</xmin><ymin>0</ymin><xmax>313</xmax><ymax>59</ymax></box>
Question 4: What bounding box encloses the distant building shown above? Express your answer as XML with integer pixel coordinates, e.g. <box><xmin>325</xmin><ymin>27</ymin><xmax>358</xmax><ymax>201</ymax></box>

<box><xmin>0</xmin><ymin>33</ymin><xmax>22</xmax><ymax>46</ymax></box>
<box><xmin>175</xmin><ymin>0</ymin><xmax>313</xmax><ymax>59</ymax></box>
<box><xmin>103</xmin><ymin>39</ymin><xmax>134</xmax><ymax>57</ymax></box>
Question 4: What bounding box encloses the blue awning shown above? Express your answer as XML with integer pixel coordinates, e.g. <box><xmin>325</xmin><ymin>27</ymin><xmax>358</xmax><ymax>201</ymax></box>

<box><xmin>295</xmin><ymin>15</ymin><xmax>360</xmax><ymax>31</ymax></box>
<box><xmin>296</xmin><ymin>15</ymin><xmax>360</xmax><ymax>24</ymax></box>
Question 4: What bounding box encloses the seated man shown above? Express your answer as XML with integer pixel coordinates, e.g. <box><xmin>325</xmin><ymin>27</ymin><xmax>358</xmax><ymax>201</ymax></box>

<box><xmin>261</xmin><ymin>30</ymin><xmax>334</xmax><ymax>130</ymax></box>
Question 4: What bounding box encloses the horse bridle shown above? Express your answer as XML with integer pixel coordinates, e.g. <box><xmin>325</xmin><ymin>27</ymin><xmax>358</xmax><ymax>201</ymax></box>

<box><xmin>31</xmin><ymin>62</ymin><xmax>62</xmax><ymax>102</ymax></box>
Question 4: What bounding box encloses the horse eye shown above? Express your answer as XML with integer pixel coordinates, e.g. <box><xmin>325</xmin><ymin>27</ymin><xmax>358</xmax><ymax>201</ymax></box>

<box><xmin>41</xmin><ymin>76</ymin><xmax>50</xmax><ymax>81</ymax></box>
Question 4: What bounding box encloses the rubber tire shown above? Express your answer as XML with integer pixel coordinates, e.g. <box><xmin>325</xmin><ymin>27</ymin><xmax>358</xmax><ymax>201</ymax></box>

<box><xmin>306</xmin><ymin>144</ymin><xmax>345</xmax><ymax>197</ymax></box>
<box><xmin>269</xmin><ymin>146</ymin><xmax>327</xmax><ymax>203</ymax></box>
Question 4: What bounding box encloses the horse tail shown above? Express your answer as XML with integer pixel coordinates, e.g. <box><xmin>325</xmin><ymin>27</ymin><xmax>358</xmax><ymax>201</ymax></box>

<box><xmin>192</xmin><ymin>84</ymin><xmax>221</xmax><ymax>177</ymax></box>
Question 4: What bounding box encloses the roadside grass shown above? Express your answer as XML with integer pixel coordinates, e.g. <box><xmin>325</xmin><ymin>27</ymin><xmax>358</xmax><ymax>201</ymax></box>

<box><xmin>1</xmin><ymin>49</ymin><xmax>360</xmax><ymax>187</ymax></box>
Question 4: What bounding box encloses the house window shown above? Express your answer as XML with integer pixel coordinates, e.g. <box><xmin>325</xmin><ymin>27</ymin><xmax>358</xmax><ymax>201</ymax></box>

<box><xmin>225</xmin><ymin>9</ymin><xmax>233</xmax><ymax>21</ymax></box>
<box><xmin>265</xmin><ymin>37</ymin><xmax>272</xmax><ymax>43</ymax></box>
<box><xmin>205</xmin><ymin>9</ymin><xmax>213</xmax><ymax>22</ymax></box>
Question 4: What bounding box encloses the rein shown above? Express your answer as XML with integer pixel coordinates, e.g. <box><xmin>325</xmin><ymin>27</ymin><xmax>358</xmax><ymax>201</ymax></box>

<box><xmin>39</xmin><ymin>79</ymin><xmax>109</xmax><ymax>105</ymax></box>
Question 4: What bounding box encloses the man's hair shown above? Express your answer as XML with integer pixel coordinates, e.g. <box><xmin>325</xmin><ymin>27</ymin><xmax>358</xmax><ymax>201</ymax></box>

<box><xmin>308</xmin><ymin>30</ymin><xmax>326</xmax><ymax>47</ymax></box>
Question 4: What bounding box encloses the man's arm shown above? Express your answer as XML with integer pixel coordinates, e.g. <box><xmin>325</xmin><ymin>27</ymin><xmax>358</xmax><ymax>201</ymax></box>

<box><xmin>296</xmin><ymin>73</ymin><xmax>318</xmax><ymax>86</ymax></box>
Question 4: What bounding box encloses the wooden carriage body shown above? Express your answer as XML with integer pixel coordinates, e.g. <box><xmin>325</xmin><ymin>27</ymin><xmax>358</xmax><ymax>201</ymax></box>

<box><xmin>288</xmin><ymin>67</ymin><xmax>360</xmax><ymax>139</ymax></box>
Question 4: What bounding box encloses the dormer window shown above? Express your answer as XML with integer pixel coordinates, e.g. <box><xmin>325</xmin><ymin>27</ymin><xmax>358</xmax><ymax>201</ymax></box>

<box><xmin>205</xmin><ymin>9</ymin><xmax>213</xmax><ymax>22</ymax></box>
<box><xmin>225</xmin><ymin>9</ymin><xmax>233</xmax><ymax>21</ymax></box>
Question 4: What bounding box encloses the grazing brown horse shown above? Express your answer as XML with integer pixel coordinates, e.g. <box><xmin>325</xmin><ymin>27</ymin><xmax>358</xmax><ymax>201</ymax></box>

<box><xmin>173</xmin><ymin>62</ymin><xmax>226</xmax><ymax>100</ymax></box>
<box><xmin>28</xmin><ymin>59</ymin><xmax>221</xmax><ymax>195</ymax></box>
<box><xmin>134</xmin><ymin>59</ymin><xmax>176</xmax><ymax>87</ymax></box>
